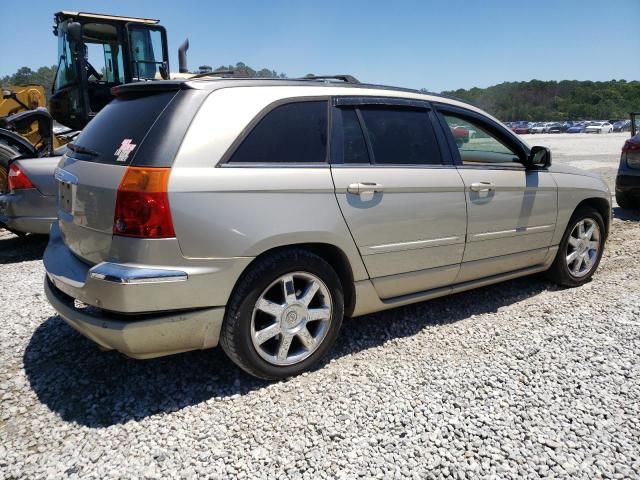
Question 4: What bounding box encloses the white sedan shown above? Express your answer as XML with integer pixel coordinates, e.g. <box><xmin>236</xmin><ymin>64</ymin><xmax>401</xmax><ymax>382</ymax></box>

<box><xmin>585</xmin><ymin>122</ymin><xmax>613</xmax><ymax>134</ymax></box>
<box><xmin>529</xmin><ymin>123</ymin><xmax>546</xmax><ymax>134</ymax></box>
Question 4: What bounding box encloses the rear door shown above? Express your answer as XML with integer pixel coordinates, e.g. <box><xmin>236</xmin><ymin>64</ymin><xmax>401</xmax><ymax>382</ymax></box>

<box><xmin>434</xmin><ymin>105</ymin><xmax>558</xmax><ymax>283</ymax></box>
<box><xmin>330</xmin><ymin>97</ymin><xmax>467</xmax><ymax>299</ymax></box>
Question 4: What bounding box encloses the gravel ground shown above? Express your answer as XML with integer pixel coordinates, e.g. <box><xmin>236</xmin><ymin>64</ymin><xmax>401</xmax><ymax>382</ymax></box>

<box><xmin>1</xmin><ymin>135</ymin><xmax>640</xmax><ymax>479</ymax></box>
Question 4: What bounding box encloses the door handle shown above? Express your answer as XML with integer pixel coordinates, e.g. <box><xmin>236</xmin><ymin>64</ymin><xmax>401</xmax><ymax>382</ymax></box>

<box><xmin>470</xmin><ymin>181</ymin><xmax>495</xmax><ymax>192</ymax></box>
<box><xmin>347</xmin><ymin>182</ymin><xmax>384</xmax><ymax>194</ymax></box>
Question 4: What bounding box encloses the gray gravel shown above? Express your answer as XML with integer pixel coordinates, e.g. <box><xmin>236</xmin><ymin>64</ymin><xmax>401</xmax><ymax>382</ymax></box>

<box><xmin>1</xmin><ymin>209</ymin><xmax>639</xmax><ymax>479</ymax></box>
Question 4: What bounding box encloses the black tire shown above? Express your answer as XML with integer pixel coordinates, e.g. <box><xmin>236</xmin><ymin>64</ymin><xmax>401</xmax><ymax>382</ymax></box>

<box><xmin>220</xmin><ymin>249</ymin><xmax>344</xmax><ymax>380</ymax></box>
<box><xmin>616</xmin><ymin>191</ymin><xmax>637</xmax><ymax>210</ymax></box>
<box><xmin>546</xmin><ymin>206</ymin><xmax>605</xmax><ymax>287</ymax></box>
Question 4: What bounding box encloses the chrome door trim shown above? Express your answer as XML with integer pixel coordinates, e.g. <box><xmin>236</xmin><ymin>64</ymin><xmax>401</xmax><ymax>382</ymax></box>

<box><xmin>469</xmin><ymin>224</ymin><xmax>555</xmax><ymax>242</ymax></box>
<box><xmin>361</xmin><ymin>235</ymin><xmax>464</xmax><ymax>255</ymax></box>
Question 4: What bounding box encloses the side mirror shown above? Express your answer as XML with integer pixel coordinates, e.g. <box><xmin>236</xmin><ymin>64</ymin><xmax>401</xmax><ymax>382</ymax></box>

<box><xmin>67</xmin><ymin>22</ymin><xmax>82</xmax><ymax>44</ymax></box>
<box><xmin>529</xmin><ymin>146</ymin><xmax>551</xmax><ymax>168</ymax></box>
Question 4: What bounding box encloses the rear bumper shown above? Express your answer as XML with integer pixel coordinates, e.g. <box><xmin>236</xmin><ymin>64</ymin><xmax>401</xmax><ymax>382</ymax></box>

<box><xmin>45</xmin><ymin>277</ymin><xmax>224</xmax><ymax>359</ymax></box>
<box><xmin>44</xmin><ymin>223</ymin><xmax>252</xmax><ymax>313</ymax></box>
<box><xmin>615</xmin><ymin>174</ymin><xmax>640</xmax><ymax>197</ymax></box>
<box><xmin>43</xmin><ymin>222</ymin><xmax>255</xmax><ymax>358</ymax></box>
<box><xmin>0</xmin><ymin>189</ymin><xmax>56</xmax><ymax>234</ymax></box>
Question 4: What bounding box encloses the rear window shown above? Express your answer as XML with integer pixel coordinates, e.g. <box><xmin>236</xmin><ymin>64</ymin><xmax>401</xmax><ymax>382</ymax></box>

<box><xmin>69</xmin><ymin>91</ymin><xmax>177</xmax><ymax>165</ymax></box>
<box><xmin>228</xmin><ymin>101</ymin><xmax>328</xmax><ymax>164</ymax></box>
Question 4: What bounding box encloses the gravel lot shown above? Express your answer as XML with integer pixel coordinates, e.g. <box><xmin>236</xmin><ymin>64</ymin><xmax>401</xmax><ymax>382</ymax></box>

<box><xmin>1</xmin><ymin>134</ymin><xmax>639</xmax><ymax>479</ymax></box>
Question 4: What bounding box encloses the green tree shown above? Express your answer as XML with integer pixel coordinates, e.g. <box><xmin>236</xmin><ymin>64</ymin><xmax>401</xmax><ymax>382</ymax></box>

<box><xmin>442</xmin><ymin>79</ymin><xmax>640</xmax><ymax>120</ymax></box>
<box><xmin>1</xmin><ymin>65</ymin><xmax>58</xmax><ymax>97</ymax></box>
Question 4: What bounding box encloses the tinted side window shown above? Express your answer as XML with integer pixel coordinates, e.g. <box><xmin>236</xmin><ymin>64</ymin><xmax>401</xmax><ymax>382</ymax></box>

<box><xmin>340</xmin><ymin>107</ymin><xmax>370</xmax><ymax>164</ymax></box>
<box><xmin>358</xmin><ymin>107</ymin><xmax>441</xmax><ymax>165</ymax></box>
<box><xmin>442</xmin><ymin>113</ymin><xmax>520</xmax><ymax>166</ymax></box>
<box><xmin>229</xmin><ymin>101</ymin><xmax>328</xmax><ymax>163</ymax></box>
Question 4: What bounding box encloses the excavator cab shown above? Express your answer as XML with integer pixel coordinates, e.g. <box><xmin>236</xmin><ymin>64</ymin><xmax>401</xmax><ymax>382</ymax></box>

<box><xmin>49</xmin><ymin>11</ymin><xmax>169</xmax><ymax>130</ymax></box>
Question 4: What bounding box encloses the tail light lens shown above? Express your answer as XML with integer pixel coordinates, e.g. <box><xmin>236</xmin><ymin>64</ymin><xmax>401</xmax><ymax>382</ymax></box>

<box><xmin>113</xmin><ymin>167</ymin><xmax>175</xmax><ymax>238</ymax></box>
<box><xmin>8</xmin><ymin>163</ymin><xmax>35</xmax><ymax>190</ymax></box>
<box><xmin>623</xmin><ymin>140</ymin><xmax>640</xmax><ymax>169</ymax></box>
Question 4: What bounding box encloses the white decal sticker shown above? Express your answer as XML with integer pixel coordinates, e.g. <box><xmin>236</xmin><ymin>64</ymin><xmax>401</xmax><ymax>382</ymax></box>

<box><xmin>114</xmin><ymin>139</ymin><xmax>137</xmax><ymax>162</ymax></box>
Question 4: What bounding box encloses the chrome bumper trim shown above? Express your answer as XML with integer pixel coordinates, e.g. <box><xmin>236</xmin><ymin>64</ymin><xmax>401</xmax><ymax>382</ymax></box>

<box><xmin>89</xmin><ymin>263</ymin><xmax>188</xmax><ymax>284</ymax></box>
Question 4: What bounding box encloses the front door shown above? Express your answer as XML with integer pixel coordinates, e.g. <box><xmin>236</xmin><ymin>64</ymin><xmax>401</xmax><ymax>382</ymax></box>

<box><xmin>436</xmin><ymin>107</ymin><xmax>558</xmax><ymax>283</ymax></box>
<box><xmin>330</xmin><ymin>98</ymin><xmax>467</xmax><ymax>299</ymax></box>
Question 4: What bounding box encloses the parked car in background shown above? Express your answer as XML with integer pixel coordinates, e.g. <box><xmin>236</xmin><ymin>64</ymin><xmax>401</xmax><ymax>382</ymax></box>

<box><xmin>451</xmin><ymin>125</ymin><xmax>470</xmax><ymax>145</ymax></box>
<box><xmin>585</xmin><ymin>122</ymin><xmax>613</xmax><ymax>134</ymax></box>
<box><xmin>512</xmin><ymin>122</ymin><xmax>530</xmax><ymax>134</ymax></box>
<box><xmin>613</xmin><ymin>120</ymin><xmax>631</xmax><ymax>132</ymax></box>
<box><xmin>615</xmin><ymin>113</ymin><xmax>640</xmax><ymax>209</ymax></box>
<box><xmin>567</xmin><ymin>123</ymin><xmax>587</xmax><ymax>133</ymax></box>
<box><xmin>43</xmin><ymin>77</ymin><xmax>611</xmax><ymax>380</ymax></box>
<box><xmin>529</xmin><ymin>123</ymin><xmax>546</xmax><ymax>134</ymax></box>
<box><xmin>545</xmin><ymin>122</ymin><xmax>563</xmax><ymax>133</ymax></box>
<box><xmin>0</xmin><ymin>157</ymin><xmax>60</xmax><ymax>235</ymax></box>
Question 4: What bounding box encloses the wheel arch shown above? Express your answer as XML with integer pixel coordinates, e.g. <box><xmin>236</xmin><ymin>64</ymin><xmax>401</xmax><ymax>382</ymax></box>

<box><xmin>574</xmin><ymin>197</ymin><xmax>611</xmax><ymax>238</ymax></box>
<box><xmin>234</xmin><ymin>242</ymin><xmax>357</xmax><ymax>317</ymax></box>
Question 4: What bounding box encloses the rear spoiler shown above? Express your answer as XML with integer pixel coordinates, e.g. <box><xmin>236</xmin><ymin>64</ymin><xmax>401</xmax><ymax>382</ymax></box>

<box><xmin>111</xmin><ymin>81</ymin><xmax>193</xmax><ymax>97</ymax></box>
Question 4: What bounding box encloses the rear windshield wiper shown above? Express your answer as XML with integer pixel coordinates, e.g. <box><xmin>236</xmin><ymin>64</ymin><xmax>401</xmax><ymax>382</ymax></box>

<box><xmin>66</xmin><ymin>143</ymin><xmax>99</xmax><ymax>157</ymax></box>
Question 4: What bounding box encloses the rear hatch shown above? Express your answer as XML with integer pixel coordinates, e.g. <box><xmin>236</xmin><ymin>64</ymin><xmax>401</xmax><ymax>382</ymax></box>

<box><xmin>56</xmin><ymin>82</ymin><xmax>206</xmax><ymax>264</ymax></box>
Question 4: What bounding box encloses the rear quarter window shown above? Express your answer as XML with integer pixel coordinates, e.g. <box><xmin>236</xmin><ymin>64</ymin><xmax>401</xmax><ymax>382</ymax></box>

<box><xmin>228</xmin><ymin>101</ymin><xmax>328</xmax><ymax>164</ymax></box>
<box><xmin>69</xmin><ymin>91</ymin><xmax>178</xmax><ymax>165</ymax></box>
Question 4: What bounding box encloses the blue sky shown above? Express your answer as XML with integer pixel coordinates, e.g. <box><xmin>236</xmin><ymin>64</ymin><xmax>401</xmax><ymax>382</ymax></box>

<box><xmin>1</xmin><ymin>0</ymin><xmax>638</xmax><ymax>92</ymax></box>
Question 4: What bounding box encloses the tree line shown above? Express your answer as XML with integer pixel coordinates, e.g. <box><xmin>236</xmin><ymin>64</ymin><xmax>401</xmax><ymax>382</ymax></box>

<box><xmin>0</xmin><ymin>63</ymin><xmax>285</xmax><ymax>97</ymax></box>
<box><xmin>440</xmin><ymin>79</ymin><xmax>640</xmax><ymax>121</ymax></box>
<box><xmin>2</xmin><ymin>65</ymin><xmax>639</xmax><ymax>121</ymax></box>
<box><xmin>1</xmin><ymin>66</ymin><xmax>58</xmax><ymax>96</ymax></box>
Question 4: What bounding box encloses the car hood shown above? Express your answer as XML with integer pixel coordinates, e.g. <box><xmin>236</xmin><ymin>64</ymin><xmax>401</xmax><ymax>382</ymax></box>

<box><xmin>547</xmin><ymin>164</ymin><xmax>603</xmax><ymax>179</ymax></box>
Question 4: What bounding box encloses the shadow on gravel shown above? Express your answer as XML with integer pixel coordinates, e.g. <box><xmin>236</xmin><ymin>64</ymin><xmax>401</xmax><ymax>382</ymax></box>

<box><xmin>613</xmin><ymin>206</ymin><xmax>640</xmax><ymax>221</ymax></box>
<box><xmin>24</xmin><ymin>275</ymin><xmax>553</xmax><ymax>428</ymax></box>
<box><xmin>0</xmin><ymin>232</ymin><xmax>48</xmax><ymax>264</ymax></box>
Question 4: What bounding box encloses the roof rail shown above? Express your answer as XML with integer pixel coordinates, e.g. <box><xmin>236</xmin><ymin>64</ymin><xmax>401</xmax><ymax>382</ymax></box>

<box><xmin>302</xmin><ymin>74</ymin><xmax>360</xmax><ymax>84</ymax></box>
<box><xmin>189</xmin><ymin>69</ymin><xmax>236</xmax><ymax>79</ymax></box>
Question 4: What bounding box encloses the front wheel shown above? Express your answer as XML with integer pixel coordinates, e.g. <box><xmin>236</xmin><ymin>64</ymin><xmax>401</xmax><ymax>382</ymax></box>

<box><xmin>546</xmin><ymin>207</ymin><xmax>605</xmax><ymax>287</ymax></box>
<box><xmin>220</xmin><ymin>249</ymin><xmax>344</xmax><ymax>380</ymax></box>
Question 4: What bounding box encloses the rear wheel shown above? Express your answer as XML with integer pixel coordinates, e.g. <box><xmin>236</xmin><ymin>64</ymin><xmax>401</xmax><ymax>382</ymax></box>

<box><xmin>547</xmin><ymin>207</ymin><xmax>605</xmax><ymax>287</ymax></box>
<box><xmin>220</xmin><ymin>249</ymin><xmax>344</xmax><ymax>380</ymax></box>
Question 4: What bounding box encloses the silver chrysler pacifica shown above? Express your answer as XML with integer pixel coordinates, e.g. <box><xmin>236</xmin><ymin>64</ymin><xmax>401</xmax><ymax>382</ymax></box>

<box><xmin>44</xmin><ymin>77</ymin><xmax>611</xmax><ymax>379</ymax></box>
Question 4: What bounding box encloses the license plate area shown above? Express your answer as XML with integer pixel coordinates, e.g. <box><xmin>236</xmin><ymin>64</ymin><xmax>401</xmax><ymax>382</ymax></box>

<box><xmin>59</xmin><ymin>181</ymin><xmax>74</xmax><ymax>214</ymax></box>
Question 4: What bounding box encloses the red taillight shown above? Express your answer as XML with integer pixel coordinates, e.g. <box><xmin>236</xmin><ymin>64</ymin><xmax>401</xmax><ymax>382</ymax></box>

<box><xmin>622</xmin><ymin>140</ymin><xmax>640</xmax><ymax>153</ymax></box>
<box><xmin>113</xmin><ymin>167</ymin><xmax>175</xmax><ymax>238</ymax></box>
<box><xmin>8</xmin><ymin>163</ymin><xmax>35</xmax><ymax>190</ymax></box>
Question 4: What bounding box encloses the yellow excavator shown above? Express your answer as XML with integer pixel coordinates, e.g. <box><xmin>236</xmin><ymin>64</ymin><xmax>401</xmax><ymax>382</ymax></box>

<box><xmin>0</xmin><ymin>11</ymin><xmax>190</xmax><ymax>192</ymax></box>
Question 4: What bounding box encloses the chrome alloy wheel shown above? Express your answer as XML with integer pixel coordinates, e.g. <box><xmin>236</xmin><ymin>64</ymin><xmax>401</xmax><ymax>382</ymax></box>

<box><xmin>566</xmin><ymin>218</ymin><xmax>601</xmax><ymax>278</ymax></box>
<box><xmin>250</xmin><ymin>272</ymin><xmax>332</xmax><ymax>366</ymax></box>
